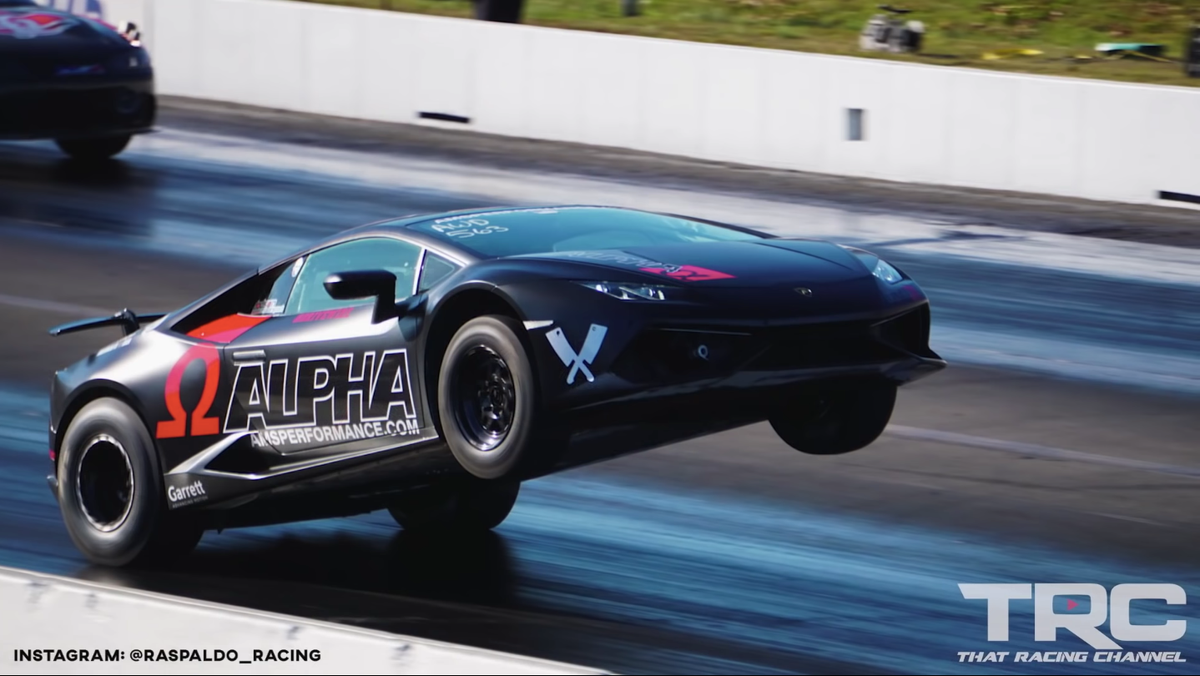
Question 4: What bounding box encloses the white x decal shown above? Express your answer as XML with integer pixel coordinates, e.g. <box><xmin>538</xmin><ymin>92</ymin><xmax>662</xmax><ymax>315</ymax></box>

<box><xmin>545</xmin><ymin>324</ymin><xmax>608</xmax><ymax>385</ymax></box>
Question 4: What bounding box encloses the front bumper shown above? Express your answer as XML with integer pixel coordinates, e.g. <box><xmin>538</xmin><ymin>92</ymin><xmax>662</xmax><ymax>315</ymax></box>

<box><xmin>0</xmin><ymin>77</ymin><xmax>156</xmax><ymax>141</ymax></box>
<box><xmin>47</xmin><ymin>473</ymin><xmax>59</xmax><ymax>501</ymax></box>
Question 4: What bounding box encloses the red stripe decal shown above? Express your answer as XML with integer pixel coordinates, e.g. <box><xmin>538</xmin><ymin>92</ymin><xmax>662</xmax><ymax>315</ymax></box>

<box><xmin>186</xmin><ymin>314</ymin><xmax>271</xmax><ymax>344</ymax></box>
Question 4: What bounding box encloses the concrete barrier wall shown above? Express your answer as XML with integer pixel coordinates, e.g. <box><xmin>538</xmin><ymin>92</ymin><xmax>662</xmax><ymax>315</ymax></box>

<box><xmin>43</xmin><ymin>0</ymin><xmax>1200</xmax><ymax>208</ymax></box>
<box><xmin>140</xmin><ymin>0</ymin><xmax>1200</xmax><ymax>208</ymax></box>
<box><xmin>0</xmin><ymin>566</ymin><xmax>609</xmax><ymax>674</ymax></box>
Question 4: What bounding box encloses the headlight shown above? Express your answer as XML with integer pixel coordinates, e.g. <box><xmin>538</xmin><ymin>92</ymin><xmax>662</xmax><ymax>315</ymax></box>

<box><xmin>872</xmin><ymin>259</ymin><xmax>903</xmax><ymax>284</ymax></box>
<box><xmin>846</xmin><ymin>248</ymin><xmax>905</xmax><ymax>285</ymax></box>
<box><xmin>577</xmin><ymin>281</ymin><xmax>675</xmax><ymax>301</ymax></box>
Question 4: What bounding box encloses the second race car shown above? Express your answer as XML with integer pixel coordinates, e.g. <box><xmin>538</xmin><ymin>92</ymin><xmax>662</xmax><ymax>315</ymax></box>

<box><xmin>0</xmin><ymin>0</ymin><xmax>154</xmax><ymax>159</ymax></box>
<box><xmin>46</xmin><ymin>205</ymin><xmax>948</xmax><ymax>567</ymax></box>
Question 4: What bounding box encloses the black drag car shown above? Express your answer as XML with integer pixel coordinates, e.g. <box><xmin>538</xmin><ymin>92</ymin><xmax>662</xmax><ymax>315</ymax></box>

<box><xmin>47</xmin><ymin>205</ymin><xmax>947</xmax><ymax>567</ymax></box>
<box><xmin>0</xmin><ymin>0</ymin><xmax>153</xmax><ymax>159</ymax></box>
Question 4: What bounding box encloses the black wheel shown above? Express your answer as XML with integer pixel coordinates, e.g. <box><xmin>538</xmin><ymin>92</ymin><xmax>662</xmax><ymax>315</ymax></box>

<box><xmin>438</xmin><ymin>315</ymin><xmax>562</xmax><ymax>480</ymax></box>
<box><xmin>56</xmin><ymin>398</ymin><xmax>203</xmax><ymax>567</ymax></box>
<box><xmin>54</xmin><ymin>135</ymin><xmax>132</xmax><ymax>161</ymax></box>
<box><xmin>769</xmin><ymin>382</ymin><xmax>897</xmax><ymax>455</ymax></box>
<box><xmin>387</xmin><ymin>479</ymin><xmax>520</xmax><ymax>533</ymax></box>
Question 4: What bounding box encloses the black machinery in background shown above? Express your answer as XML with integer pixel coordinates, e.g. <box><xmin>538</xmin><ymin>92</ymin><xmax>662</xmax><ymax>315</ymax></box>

<box><xmin>474</xmin><ymin>0</ymin><xmax>523</xmax><ymax>23</ymax></box>
<box><xmin>1186</xmin><ymin>24</ymin><xmax>1200</xmax><ymax>77</ymax></box>
<box><xmin>472</xmin><ymin>0</ymin><xmax>639</xmax><ymax>23</ymax></box>
<box><xmin>860</xmin><ymin>5</ymin><xmax>925</xmax><ymax>54</ymax></box>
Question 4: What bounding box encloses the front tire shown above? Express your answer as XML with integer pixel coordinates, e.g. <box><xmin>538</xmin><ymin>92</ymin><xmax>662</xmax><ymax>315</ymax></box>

<box><xmin>387</xmin><ymin>479</ymin><xmax>520</xmax><ymax>533</ymax></box>
<box><xmin>56</xmin><ymin>398</ymin><xmax>203</xmax><ymax>567</ymax></box>
<box><xmin>55</xmin><ymin>134</ymin><xmax>132</xmax><ymax>161</ymax></box>
<box><xmin>769</xmin><ymin>382</ymin><xmax>897</xmax><ymax>455</ymax></box>
<box><xmin>438</xmin><ymin>315</ymin><xmax>562</xmax><ymax>480</ymax></box>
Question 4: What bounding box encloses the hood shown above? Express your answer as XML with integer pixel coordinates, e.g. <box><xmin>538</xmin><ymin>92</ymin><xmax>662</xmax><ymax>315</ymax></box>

<box><xmin>0</xmin><ymin>5</ymin><xmax>129</xmax><ymax>58</ymax></box>
<box><xmin>528</xmin><ymin>239</ymin><xmax>892</xmax><ymax>320</ymax></box>
<box><xmin>535</xmin><ymin>239</ymin><xmax>872</xmax><ymax>287</ymax></box>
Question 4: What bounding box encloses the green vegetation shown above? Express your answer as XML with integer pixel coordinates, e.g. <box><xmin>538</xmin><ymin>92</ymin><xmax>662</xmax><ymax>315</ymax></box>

<box><xmin>296</xmin><ymin>0</ymin><xmax>1200</xmax><ymax>87</ymax></box>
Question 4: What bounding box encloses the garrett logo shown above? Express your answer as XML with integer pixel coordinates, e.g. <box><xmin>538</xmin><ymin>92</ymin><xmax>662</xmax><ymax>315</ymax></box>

<box><xmin>167</xmin><ymin>479</ymin><xmax>206</xmax><ymax>504</ymax></box>
<box><xmin>0</xmin><ymin>11</ymin><xmax>78</xmax><ymax>39</ymax></box>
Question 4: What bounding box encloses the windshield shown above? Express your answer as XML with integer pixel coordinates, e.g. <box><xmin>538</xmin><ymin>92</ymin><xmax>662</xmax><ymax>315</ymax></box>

<box><xmin>407</xmin><ymin>206</ymin><xmax>766</xmax><ymax>258</ymax></box>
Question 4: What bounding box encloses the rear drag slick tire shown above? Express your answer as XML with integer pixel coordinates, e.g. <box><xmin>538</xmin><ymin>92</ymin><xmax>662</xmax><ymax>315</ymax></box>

<box><xmin>57</xmin><ymin>398</ymin><xmax>203</xmax><ymax>568</ymax></box>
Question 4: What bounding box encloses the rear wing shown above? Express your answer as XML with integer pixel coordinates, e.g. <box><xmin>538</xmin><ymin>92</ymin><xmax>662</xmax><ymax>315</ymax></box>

<box><xmin>49</xmin><ymin>309</ymin><xmax>166</xmax><ymax>337</ymax></box>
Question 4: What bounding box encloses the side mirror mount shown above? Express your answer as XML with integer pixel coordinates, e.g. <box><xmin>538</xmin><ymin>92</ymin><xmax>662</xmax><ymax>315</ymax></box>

<box><xmin>324</xmin><ymin>270</ymin><xmax>398</xmax><ymax>324</ymax></box>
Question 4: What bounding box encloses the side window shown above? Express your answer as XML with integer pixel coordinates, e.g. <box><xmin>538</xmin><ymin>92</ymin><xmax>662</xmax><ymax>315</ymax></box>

<box><xmin>250</xmin><ymin>257</ymin><xmax>306</xmax><ymax>316</ymax></box>
<box><xmin>417</xmin><ymin>252</ymin><xmax>460</xmax><ymax>294</ymax></box>
<box><xmin>286</xmin><ymin>237</ymin><xmax>422</xmax><ymax>316</ymax></box>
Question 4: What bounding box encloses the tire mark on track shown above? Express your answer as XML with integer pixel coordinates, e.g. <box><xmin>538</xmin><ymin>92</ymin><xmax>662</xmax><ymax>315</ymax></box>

<box><xmin>886</xmin><ymin>425</ymin><xmax>1200</xmax><ymax>479</ymax></box>
<box><xmin>0</xmin><ymin>293</ymin><xmax>110</xmax><ymax>318</ymax></box>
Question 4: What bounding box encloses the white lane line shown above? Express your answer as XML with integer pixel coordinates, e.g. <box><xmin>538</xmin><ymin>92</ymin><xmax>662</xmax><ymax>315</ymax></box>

<box><xmin>1091</xmin><ymin>512</ymin><xmax>1165</xmax><ymax>526</ymax></box>
<box><xmin>886</xmin><ymin>425</ymin><xmax>1200</xmax><ymax>480</ymax></box>
<box><xmin>878</xmin><ymin>224</ymin><xmax>1200</xmax><ymax>289</ymax></box>
<box><xmin>931</xmin><ymin>324</ymin><xmax>1200</xmax><ymax>397</ymax></box>
<box><xmin>0</xmin><ymin>293</ymin><xmax>110</xmax><ymax>318</ymax></box>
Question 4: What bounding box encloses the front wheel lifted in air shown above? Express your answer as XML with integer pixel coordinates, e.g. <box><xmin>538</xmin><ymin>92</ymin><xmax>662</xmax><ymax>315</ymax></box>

<box><xmin>56</xmin><ymin>397</ymin><xmax>203</xmax><ymax>568</ymax></box>
<box><xmin>437</xmin><ymin>314</ymin><xmax>564</xmax><ymax>480</ymax></box>
<box><xmin>54</xmin><ymin>134</ymin><xmax>133</xmax><ymax>161</ymax></box>
<box><xmin>769</xmin><ymin>382</ymin><xmax>898</xmax><ymax>455</ymax></box>
<box><xmin>387</xmin><ymin>479</ymin><xmax>520</xmax><ymax>533</ymax></box>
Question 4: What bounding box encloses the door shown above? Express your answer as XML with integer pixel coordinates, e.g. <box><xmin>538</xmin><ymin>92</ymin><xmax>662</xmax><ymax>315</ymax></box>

<box><xmin>220</xmin><ymin>236</ymin><xmax>435</xmax><ymax>467</ymax></box>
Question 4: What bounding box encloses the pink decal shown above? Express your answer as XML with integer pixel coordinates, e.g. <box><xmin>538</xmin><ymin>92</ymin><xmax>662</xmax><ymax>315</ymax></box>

<box><xmin>0</xmin><ymin>11</ymin><xmax>78</xmax><ymax>39</ymax></box>
<box><xmin>293</xmin><ymin>307</ymin><xmax>356</xmax><ymax>324</ymax></box>
<box><xmin>639</xmin><ymin>265</ymin><xmax>736</xmax><ymax>282</ymax></box>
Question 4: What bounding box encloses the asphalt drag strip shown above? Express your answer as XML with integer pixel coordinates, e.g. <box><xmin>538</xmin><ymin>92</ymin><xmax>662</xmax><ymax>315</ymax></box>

<box><xmin>0</xmin><ymin>368</ymin><xmax>1198</xmax><ymax>675</ymax></box>
<box><xmin>0</xmin><ymin>101</ymin><xmax>1198</xmax><ymax>674</ymax></box>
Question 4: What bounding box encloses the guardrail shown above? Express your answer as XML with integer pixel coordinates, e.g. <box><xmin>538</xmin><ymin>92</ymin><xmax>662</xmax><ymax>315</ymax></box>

<box><xmin>0</xmin><ymin>565</ymin><xmax>610</xmax><ymax>674</ymax></box>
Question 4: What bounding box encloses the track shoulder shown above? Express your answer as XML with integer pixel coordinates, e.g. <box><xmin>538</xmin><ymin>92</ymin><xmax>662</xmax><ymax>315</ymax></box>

<box><xmin>159</xmin><ymin>96</ymin><xmax>1200</xmax><ymax>249</ymax></box>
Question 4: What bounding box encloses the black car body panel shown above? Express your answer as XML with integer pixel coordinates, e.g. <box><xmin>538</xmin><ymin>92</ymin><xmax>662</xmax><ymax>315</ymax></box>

<box><xmin>47</xmin><ymin>206</ymin><xmax>947</xmax><ymax>530</ymax></box>
<box><xmin>0</xmin><ymin>0</ymin><xmax>154</xmax><ymax>141</ymax></box>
